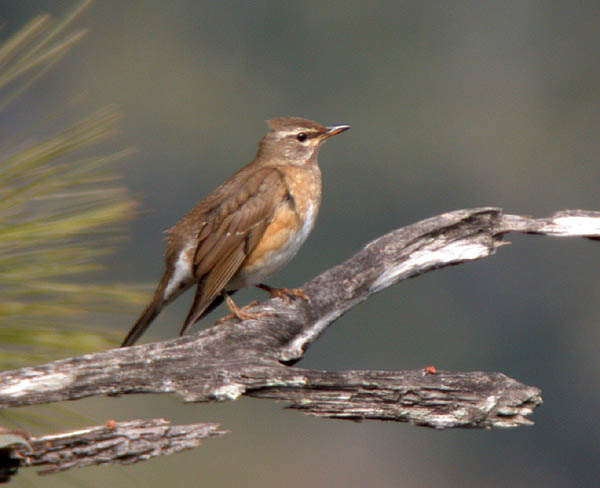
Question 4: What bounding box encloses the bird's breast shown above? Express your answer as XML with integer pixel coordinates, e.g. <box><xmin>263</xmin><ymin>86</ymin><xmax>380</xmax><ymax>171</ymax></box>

<box><xmin>228</xmin><ymin>166</ymin><xmax>321</xmax><ymax>289</ymax></box>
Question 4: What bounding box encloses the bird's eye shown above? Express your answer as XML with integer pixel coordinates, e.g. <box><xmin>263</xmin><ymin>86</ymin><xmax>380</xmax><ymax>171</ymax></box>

<box><xmin>296</xmin><ymin>132</ymin><xmax>307</xmax><ymax>142</ymax></box>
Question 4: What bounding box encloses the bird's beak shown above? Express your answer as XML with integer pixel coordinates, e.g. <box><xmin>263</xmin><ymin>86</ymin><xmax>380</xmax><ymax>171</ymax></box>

<box><xmin>322</xmin><ymin>124</ymin><xmax>350</xmax><ymax>139</ymax></box>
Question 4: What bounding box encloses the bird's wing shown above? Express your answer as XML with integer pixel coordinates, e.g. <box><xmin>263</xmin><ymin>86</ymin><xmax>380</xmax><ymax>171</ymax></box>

<box><xmin>178</xmin><ymin>167</ymin><xmax>287</xmax><ymax>333</ymax></box>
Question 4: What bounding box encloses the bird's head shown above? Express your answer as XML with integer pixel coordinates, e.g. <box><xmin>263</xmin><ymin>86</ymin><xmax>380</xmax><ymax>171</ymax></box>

<box><xmin>257</xmin><ymin>117</ymin><xmax>350</xmax><ymax>165</ymax></box>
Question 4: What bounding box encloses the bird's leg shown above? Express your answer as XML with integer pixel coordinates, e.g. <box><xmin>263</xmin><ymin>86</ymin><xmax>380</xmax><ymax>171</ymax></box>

<box><xmin>216</xmin><ymin>291</ymin><xmax>269</xmax><ymax>324</ymax></box>
<box><xmin>256</xmin><ymin>283</ymin><xmax>310</xmax><ymax>302</ymax></box>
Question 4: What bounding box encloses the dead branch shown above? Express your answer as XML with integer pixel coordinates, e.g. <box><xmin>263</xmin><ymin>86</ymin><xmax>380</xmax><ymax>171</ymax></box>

<box><xmin>4</xmin><ymin>419</ymin><xmax>226</xmax><ymax>476</ymax></box>
<box><xmin>1</xmin><ymin>208</ymin><xmax>598</xmax><ymax>447</ymax></box>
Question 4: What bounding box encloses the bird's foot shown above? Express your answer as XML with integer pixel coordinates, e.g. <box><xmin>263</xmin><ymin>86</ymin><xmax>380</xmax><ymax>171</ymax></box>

<box><xmin>256</xmin><ymin>283</ymin><xmax>310</xmax><ymax>302</ymax></box>
<box><xmin>217</xmin><ymin>295</ymin><xmax>270</xmax><ymax>324</ymax></box>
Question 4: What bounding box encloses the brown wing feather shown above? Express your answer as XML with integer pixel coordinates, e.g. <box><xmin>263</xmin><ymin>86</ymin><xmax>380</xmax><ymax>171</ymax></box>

<box><xmin>179</xmin><ymin>244</ymin><xmax>246</xmax><ymax>335</ymax></box>
<box><xmin>197</xmin><ymin>245</ymin><xmax>246</xmax><ymax>305</ymax></box>
<box><xmin>193</xmin><ymin>168</ymin><xmax>287</xmax><ymax>274</ymax></box>
<box><xmin>178</xmin><ymin>167</ymin><xmax>287</xmax><ymax>334</ymax></box>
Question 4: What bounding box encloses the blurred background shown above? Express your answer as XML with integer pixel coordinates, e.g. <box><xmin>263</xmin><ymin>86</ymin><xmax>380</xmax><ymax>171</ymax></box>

<box><xmin>1</xmin><ymin>0</ymin><xmax>600</xmax><ymax>486</ymax></box>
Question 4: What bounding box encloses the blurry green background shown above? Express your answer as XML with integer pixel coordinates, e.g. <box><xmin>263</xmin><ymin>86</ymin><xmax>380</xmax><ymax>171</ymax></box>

<box><xmin>2</xmin><ymin>1</ymin><xmax>600</xmax><ymax>486</ymax></box>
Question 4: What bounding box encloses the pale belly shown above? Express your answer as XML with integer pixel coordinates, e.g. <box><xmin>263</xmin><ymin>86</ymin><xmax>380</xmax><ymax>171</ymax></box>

<box><xmin>227</xmin><ymin>202</ymin><xmax>318</xmax><ymax>290</ymax></box>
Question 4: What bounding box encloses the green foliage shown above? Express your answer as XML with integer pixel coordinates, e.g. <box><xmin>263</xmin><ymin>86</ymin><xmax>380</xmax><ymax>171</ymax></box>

<box><xmin>0</xmin><ymin>1</ymin><xmax>148</xmax><ymax>368</ymax></box>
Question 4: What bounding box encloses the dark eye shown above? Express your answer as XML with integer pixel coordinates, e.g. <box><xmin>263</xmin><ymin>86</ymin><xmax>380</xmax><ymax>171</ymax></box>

<box><xmin>296</xmin><ymin>132</ymin><xmax>307</xmax><ymax>142</ymax></box>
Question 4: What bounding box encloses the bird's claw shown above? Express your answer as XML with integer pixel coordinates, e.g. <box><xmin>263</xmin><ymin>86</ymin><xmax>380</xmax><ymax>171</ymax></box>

<box><xmin>218</xmin><ymin>298</ymin><xmax>271</xmax><ymax>324</ymax></box>
<box><xmin>256</xmin><ymin>284</ymin><xmax>310</xmax><ymax>303</ymax></box>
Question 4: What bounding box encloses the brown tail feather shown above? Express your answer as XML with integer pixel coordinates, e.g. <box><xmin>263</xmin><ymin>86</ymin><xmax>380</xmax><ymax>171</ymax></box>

<box><xmin>121</xmin><ymin>273</ymin><xmax>173</xmax><ymax>347</ymax></box>
<box><xmin>179</xmin><ymin>290</ymin><xmax>237</xmax><ymax>336</ymax></box>
<box><xmin>120</xmin><ymin>296</ymin><xmax>164</xmax><ymax>347</ymax></box>
<box><xmin>179</xmin><ymin>284</ymin><xmax>213</xmax><ymax>337</ymax></box>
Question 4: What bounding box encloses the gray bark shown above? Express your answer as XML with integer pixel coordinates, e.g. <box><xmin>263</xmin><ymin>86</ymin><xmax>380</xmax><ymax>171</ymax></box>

<box><xmin>7</xmin><ymin>419</ymin><xmax>226</xmax><ymax>475</ymax></box>
<box><xmin>2</xmin><ymin>207</ymin><xmax>600</xmax><ymax>473</ymax></box>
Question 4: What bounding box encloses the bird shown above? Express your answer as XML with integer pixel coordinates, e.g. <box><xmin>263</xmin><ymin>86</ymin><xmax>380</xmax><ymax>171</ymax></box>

<box><xmin>121</xmin><ymin>117</ymin><xmax>350</xmax><ymax>347</ymax></box>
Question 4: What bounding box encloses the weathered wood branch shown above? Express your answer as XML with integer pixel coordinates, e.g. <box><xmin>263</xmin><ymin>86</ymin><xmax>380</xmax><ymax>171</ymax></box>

<box><xmin>1</xmin><ymin>208</ymin><xmax>599</xmax><ymax>434</ymax></box>
<box><xmin>5</xmin><ymin>419</ymin><xmax>226</xmax><ymax>476</ymax></box>
<box><xmin>247</xmin><ymin>369</ymin><xmax>541</xmax><ymax>429</ymax></box>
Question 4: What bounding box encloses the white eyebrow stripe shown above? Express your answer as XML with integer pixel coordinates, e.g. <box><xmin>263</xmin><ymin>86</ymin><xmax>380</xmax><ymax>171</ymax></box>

<box><xmin>276</xmin><ymin>129</ymin><xmax>319</xmax><ymax>138</ymax></box>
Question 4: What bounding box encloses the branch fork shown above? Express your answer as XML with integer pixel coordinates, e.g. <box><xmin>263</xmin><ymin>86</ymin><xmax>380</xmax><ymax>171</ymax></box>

<box><xmin>3</xmin><ymin>207</ymin><xmax>600</xmax><ymax>474</ymax></box>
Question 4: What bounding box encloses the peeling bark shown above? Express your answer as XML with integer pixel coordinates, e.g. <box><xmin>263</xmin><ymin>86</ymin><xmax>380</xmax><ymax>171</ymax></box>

<box><xmin>2</xmin><ymin>207</ymin><xmax>600</xmax><ymax>474</ymax></box>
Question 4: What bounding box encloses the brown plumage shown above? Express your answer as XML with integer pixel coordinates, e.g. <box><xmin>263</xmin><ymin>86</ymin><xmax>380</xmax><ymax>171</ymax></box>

<box><xmin>121</xmin><ymin>117</ymin><xmax>349</xmax><ymax>347</ymax></box>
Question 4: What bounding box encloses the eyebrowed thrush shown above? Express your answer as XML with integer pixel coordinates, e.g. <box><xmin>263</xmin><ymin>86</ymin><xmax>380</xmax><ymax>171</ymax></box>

<box><xmin>121</xmin><ymin>117</ymin><xmax>349</xmax><ymax>347</ymax></box>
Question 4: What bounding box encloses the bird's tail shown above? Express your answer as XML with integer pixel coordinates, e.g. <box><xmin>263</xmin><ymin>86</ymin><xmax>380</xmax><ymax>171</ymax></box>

<box><xmin>121</xmin><ymin>275</ymin><xmax>170</xmax><ymax>347</ymax></box>
<box><xmin>120</xmin><ymin>297</ymin><xmax>163</xmax><ymax>347</ymax></box>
